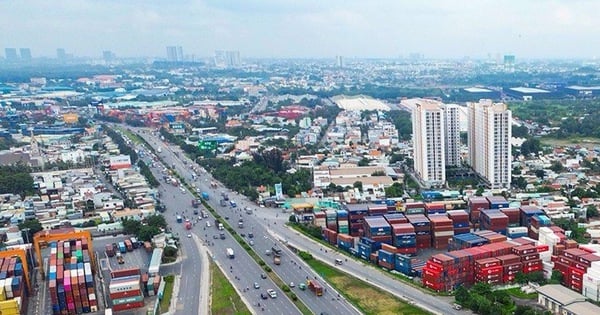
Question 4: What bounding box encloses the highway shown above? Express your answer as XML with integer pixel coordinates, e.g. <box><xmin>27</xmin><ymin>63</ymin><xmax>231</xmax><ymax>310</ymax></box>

<box><xmin>134</xmin><ymin>125</ymin><xmax>466</xmax><ymax>315</ymax></box>
<box><xmin>134</xmin><ymin>128</ymin><xmax>303</xmax><ymax>315</ymax></box>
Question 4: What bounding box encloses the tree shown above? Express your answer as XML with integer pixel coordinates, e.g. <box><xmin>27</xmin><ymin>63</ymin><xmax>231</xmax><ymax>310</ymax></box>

<box><xmin>535</xmin><ymin>169</ymin><xmax>546</xmax><ymax>179</ymax></box>
<box><xmin>357</xmin><ymin>158</ymin><xmax>370</xmax><ymax>167</ymax></box>
<box><xmin>587</xmin><ymin>204</ymin><xmax>599</xmax><ymax>218</ymax></box>
<box><xmin>146</xmin><ymin>214</ymin><xmax>167</xmax><ymax>229</ymax></box>
<box><xmin>18</xmin><ymin>219</ymin><xmax>43</xmax><ymax>242</ymax></box>
<box><xmin>138</xmin><ymin>225</ymin><xmax>161</xmax><ymax>242</ymax></box>
<box><xmin>549</xmin><ymin>160</ymin><xmax>565</xmax><ymax>173</ymax></box>
<box><xmin>550</xmin><ymin>270</ymin><xmax>563</xmax><ymax>284</ymax></box>
<box><xmin>475</xmin><ymin>187</ymin><xmax>484</xmax><ymax>196</ymax></box>
<box><xmin>454</xmin><ymin>286</ymin><xmax>469</xmax><ymax>304</ymax></box>
<box><xmin>520</xmin><ymin>138</ymin><xmax>542</xmax><ymax>156</ymax></box>
<box><xmin>121</xmin><ymin>218</ymin><xmax>141</xmax><ymax>235</ymax></box>
<box><xmin>353</xmin><ymin>181</ymin><xmax>363</xmax><ymax>192</ymax></box>
<box><xmin>513</xmin><ymin>176</ymin><xmax>528</xmax><ymax>190</ymax></box>
<box><xmin>385</xmin><ymin>182</ymin><xmax>404</xmax><ymax>198</ymax></box>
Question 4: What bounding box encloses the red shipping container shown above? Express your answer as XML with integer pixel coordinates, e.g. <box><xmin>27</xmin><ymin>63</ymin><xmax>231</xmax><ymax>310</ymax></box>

<box><xmin>112</xmin><ymin>301</ymin><xmax>145</xmax><ymax>312</ymax></box>
<box><xmin>475</xmin><ymin>258</ymin><xmax>501</xmax><ymax>269</ymax></box>
<box><xmin>110</xmin><ymin>289</ymin><xmax>143</xmax><ymax>300</ymax></box>
<box><xmin>478</xmin><ymin>266</ymin><xmax>502</xmax><ymax>275</ymax></box>
<box><xmin>521</xmin><ymin>253</ymin><xmax>540</xmax><ymax>261</ymax></box>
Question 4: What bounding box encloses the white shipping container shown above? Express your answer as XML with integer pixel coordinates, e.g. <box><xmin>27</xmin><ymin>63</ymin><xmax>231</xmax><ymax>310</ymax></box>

<box><xmin>78</xmin><ymin>268</ymin><xmax>84</xmax><ymax>277</ymax></box>
<box><xmin>50</xmin><ymin>247</ymin><xmax>57</xmax><ymax>254</ymax></box>
<box><xmin>109</xmin><ymin>283</ymin><xmax>141</xmax><ymax>294</ymax></box>
<box><xmin>49</xmin><ymin>265</ymin><xmax>56</xmax><ymax>274</ymax></box>
<box><xmin>433</xmin><ymin>230</ymin><xmax>454</xmax><ymax>237</ymax></box>
<box><xmin>507</xmin><ymin>226</ymin><xmax>528</xmax><ymax>234</ymax></box>
<box><xmin>4</xmin><ymin>277</ymin><xmax>12</xmax><ymax>293</ymax></box>
<box><xmin>583</xmin><ymin>285</ymin><xmax>600</xmax><ymax>301</ymax></box>
<box><xmin>84</xmin><ymin>263</ymin><xmax>92</xmax><ymax>275</ymax></box>
<box><xmin>538</xmin><ymin>227</ymin><xmax>554</xmax><ymax>235</ymax></box>
<box><xmin>539</xmin><ymin>251</ymin><xmax>552</xmax><ymax>262</ymax></box>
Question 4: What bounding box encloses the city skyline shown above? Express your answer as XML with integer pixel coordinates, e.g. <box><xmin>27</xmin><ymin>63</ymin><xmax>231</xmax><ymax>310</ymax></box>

<box><xmin>2</xmin><ymin>0</ymin><xmax>600</xmax><ymax>59</ymax></box>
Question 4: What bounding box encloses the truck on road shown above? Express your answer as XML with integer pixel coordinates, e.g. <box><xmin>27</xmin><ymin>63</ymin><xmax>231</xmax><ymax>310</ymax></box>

<box><xmin>201</xmin><ymin>192</ymin><xmax>210</xmax><ymax>200</ymax></box>
<box><xmin>226</xmin><ymin>248</ymin><xmax>235</xmax><ymax>259</ymax></box>
<box><xmin>307</xmin><ymin>280</ymin><xmax>323</xmax><ymax>296</ymax></box>
<box><xmin>192</xmin><ymin>199</ymin><xmax>200</xmax><ymax>208</ymax></box>
<box><xmin>185</xmin><ymin>220</ymin><xmax>192</xmax><ymax>230</ymax></box>
<box><xmin>229</xmin><ymin>200</ymin><xmax>237</xmax><ymax>208</ymax></box>
<box><xmin>238</xmin><ymin>220</ymin><xmax>244</xmax><ymax>229</ymax></box>
<box><xmin>245</xmin><ymin>207</ymin><xmax>253</xmax><ymax>215</ymax></box>
<box><xmin>273</xmin><ymin>255</ymin><xmax>281</xmax><ymax>265</ymax></box>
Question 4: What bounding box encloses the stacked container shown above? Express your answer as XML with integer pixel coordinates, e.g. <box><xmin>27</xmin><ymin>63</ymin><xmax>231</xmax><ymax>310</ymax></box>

<box><xmin>391</xmin><ymin>223</ymin><xmax>417</xmax><ymax>255</ymax></box>
<box><xmin>499</xmin><ymin>208</ymin><xmax>520</xmax><ymax>227</ymax></box>
<box><xmin>474</xmin><ymin>230</ymin><xmax>507</xmax><ymax>243</ymax></box>
<box><xmin>512</xmin><ymin>244</ymin><xmax>542</xmax><ymax>274</ymax></box>
<box><xmin>474</xmin><ymin>258</ymin><xmax>502</xmax><ymax>285</ymax></box>
<box><xmin>346</xmin><ymin>204</ymin><xmax>368</xmax><ymax>237</ymax></box>
<box><xmin>519</xmin><ymin>206</ymin><xmax>544</xmax><ymax>227</ymax></box>
<box><xmin>313</xmin><ymin>211</ymin><xmax>326</xmax><ymax>228</ymax></box>
<box><xmin>357</xmin><ymin>237</ymin><xmax>382</xmax><ymax>260</ymax></box>
<box><xmin>425</xmin><ymin>203</ymin><xmax>446</xmax><ymax>215</ymax></box>
<box><xmin>394</xmin><ymin>254</ymin><xmax>425</xmax><ymax>276</ymax></box>
<box><xmin>406</xmin><ymin>214</ymin><xmax>431</xmax><ymax>249</ymax></box>
<box><xmin>507</xmin><ymin>227</ymin><xmax>528</xmax><ymax>239</ymax></box>
<box><xmin>325</xmin><ymin>210</ymin><xmax>338</xmax><ymax>232</ymax></box>
<box><xmin>486</xmin><ymin>196</ymin><xmax>509</xmax><ymax>209</ymax></box>
<box><xmin>468</xmin><ymin>197</ymin><xmax>490</xmax><ymax>228</ymax></box>
<box><xmin>0</xmin><ymin>256</ymin><xmax>27</xmax><ymax>315</ymax></box>
<box><xmin>428</xmin><ymin>215</ymin><xmax>454</xmax><ymax>250</ymax></box>
<box><xmin>336</xmin><ymin>234</ymin><xmax>354</xmax><ymax>251</ymax></box>
<box><xmin>377</xmin><ymin>250</ymin><xmax>395</xmax><ymax>270</ymax></box>
<box><xmin>336</xmin><ymin>210</ymin><xmax>349</xmax><ymax>234</ymax></box>
<box><xmin>322</xmin><ymin>228</ymin><xmax>337</xmax><ymax>245</ymax></box>
<box><xmin>383</xmin><ymin>213</ymin><xmax>408</xmax><ymax>225</ymax></box>
<box><xmin>47</xmin><ymin>239</ymin><xmax>97</xmax><ymax>315</ymax></box>
<box><xmin>497</xmin><ymin>254</ymin><xmax>522</xmax><ymax>283</ymax></box>
<box><xmin>109</xmin><ymin>275</ymin><xmax>144</xmax><ymax>311</ymax></box>
<box><xmin>583</xmin><ymin>261</ymin><xmax>600</xmax><ymax>302</ymax></box>
<box><xmin>479</xmin><ymin>210</ymin><xmax>509</xmax><ymax>235</ymax></box>
<box><xmin>363</xmin><ymin>217</ymin><xmax>392</xmax><ymax>245</ymax></box>
<box><xmin>404</xmin><ymin>202</ymin><xmax>426</xmax><ymax>215</ymax></box>
<box><xmin>448</xmin><ymin>233</ymin><xmax>488</xmax><ymax>251</ymax></box>
<box><xmin>446</xmin><ymin>210</ymin><xmax>470</xmax><ymax>235</ymax></box>
<box><xmin>368</xmin><ymin>204</ymin><xmax>388</xmax><ymax>216</ymax></box>
<box><xmin>529</xmin><ymin>215</ymin><xmax>552</xmax><ymax>240</ymax></box>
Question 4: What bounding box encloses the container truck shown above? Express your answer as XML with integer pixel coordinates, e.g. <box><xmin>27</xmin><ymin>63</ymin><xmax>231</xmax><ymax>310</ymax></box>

<box><xmin>124</xmin><ymin>239</ymin><xmax>133</xmax><ymax>251</ymax></box>
<box><xmin>118</xmin><ymin>242</ymin><xmax>126</xmax><ymax>253</ymax></box>
<box><xmin>105</xmin><ymin>244</ymin><xmax>115</xmax><ymax>257</ymax></box>
<box><xmin>185</xmin><ymin>220</ymin><xmax>192</xmax><ymax>230</ymax></box>
<box><xmin>307</xmin><ymin>280</ymin><xmax>323</xmax><ymax>296</ymax></box>
<box><xmin>201</xmin><ymin>192</ymin><xmax>210</xmax><ymax>200</ymax></box>
<box><xmin>192</xmin><ymin>199</ymin><xmax>200</xmax><ymax>208</ymax></box>
<box><xmin>226</xmin><ymin>248</ymin><xmax>235</xmax><ymax>259</ymax></box>
<box><xmin>176</xmin><ymin>215</ymin><xmax>183</xmax><ymax>223</ymax></box>
<box><xmin>201</xmin><ymin>210</ymin><xmax>208</xmax><ymax>218</ymax></box>
<box><xmin>221</xmin><ymin>192</ymin><xmax>229</xmax><ymax>201</ymax></box>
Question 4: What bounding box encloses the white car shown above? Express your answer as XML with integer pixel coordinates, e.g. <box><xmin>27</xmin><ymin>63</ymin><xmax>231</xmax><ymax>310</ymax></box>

<box><xmin>187</xmin><ymin>234</ymin><xmax>192</xmax><ymax>238</ymax></box>
<box><xmin>267</xmin><ymin>289</ymin><xmax>277</xmax><ymax>298</ymax></box>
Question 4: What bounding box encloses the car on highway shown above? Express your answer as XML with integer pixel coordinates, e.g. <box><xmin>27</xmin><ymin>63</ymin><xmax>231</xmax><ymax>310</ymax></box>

<box><xmin>260</xmin><ymin>273</ymin><xmax>267</xmax><ymax>279</ymax></box>
<box><xmin>267</xmin><ymin>289</ymin><xmax>277</xmax><ymax>298</ymax></box>
<box><xmin>206</xmin><ymin>221</ymin><xmax>211</xmax><ymax>227</ymax></box>
<box><xmin>298</xmin><ymin>283</ymin><xmax>306</xmax><ymax>290</ymax></box>
<box><xmin>289</xmin><ymin>282</ymin><xmax>295</xmax><ymax>288</ymax></box>
<box><xmin>212</xmin><ymin>235</ymin><xmax>219</xmax><ymax>239</ymax></box>
<box><xmin>248</xmin><ymin>232</ymin><xmax>254</xmax><ymax>238</ymax></box>
<box><xmin>253</xmin><ymin>282</ymin><xmax>260</xmax><ymax>289</ymax></box>
<box><xmin>187</xmin><ymin>234</ymin><xmax>192</xmax><ymax>238</ymax></box>
<box><xmin>260</xmin><ymin>293</ymin><xmax>268</xmax><ymax>300</ymax></box>
<box><xmin>249</xmin><ymin>240</ymin><xmax>254</xmax><ymax>246</ymax></box>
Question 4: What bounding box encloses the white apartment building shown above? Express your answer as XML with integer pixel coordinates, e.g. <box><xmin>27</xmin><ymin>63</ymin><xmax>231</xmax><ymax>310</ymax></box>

<box><xmin>444</xmin><ymin>104</ymin><xmax>461</xmax><ymax>167</ymax></box>
<box><xmin>412</xmin><ymin>100</ymin><xmax>446</xmax><ymax>188</ymax></box>
<box><xmin>468</xmin><ymin>99</ymin><xmax>512</xmax><ymax>189</ymax></box>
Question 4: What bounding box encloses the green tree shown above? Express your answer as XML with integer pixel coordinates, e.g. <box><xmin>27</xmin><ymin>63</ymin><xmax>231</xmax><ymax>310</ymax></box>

<box><xmin>535</xmin><ymin>169</ymin><xmax>546</xmax><ymax>179</ymax></box>
<box><xmin>353</xmin><ymin>181</ymin><xmax>363</xmax><ymax>192</ymax></box>
<box><xmin>587</xmin><ymin>204</ymin><xmax>599</xmax><ymax>218</ymax></box>
<box><xmin>475</xmin><ymin>187</ymin><xmax>484</xmax><ymax>196</ymax></box>
<box><xmin>549</xmin><ymin>160</ymin><xmax>565</xmax><ymax>173</ymax></box>
<box><xmin>520</xmin><ymin>138</ymin><xmax>542</xmax><ymax>156</ymax></box>
<box><xmin>18</xmin><ymin>219</ymin><xmax>43</xmax><ymax>242</ymax></box>
<box><xmin>357</xmin><ymin>157</ymin><xmax>370</xmax><ymax>167</ymax></box>
<box><xmin>121</xmin><ymin>218</ymin><xmax>141</xmax><ymax>235</ymax></box>
<box><xmin>137</xmin><ymin>225</ymin><xmax>161</xmax><ymax>242</ymax></box>
<box><xmin>146</xmin><ymin>214</ymin><xmax>167</xmax><ymax>229</ymax></box>
<box><xmin>385</xmin><ymin>182</ymin><xmax>404</xmax><ymax>198</ymax></box>
<box><xmin>454</xmin><ymin>286</ymin><xmax>469</xmax><ymax>304</ymax></box>
<box><xmin>550</xmin><ymin>270</ymin><xmax>563</xmax><ymax>284</ymax></box>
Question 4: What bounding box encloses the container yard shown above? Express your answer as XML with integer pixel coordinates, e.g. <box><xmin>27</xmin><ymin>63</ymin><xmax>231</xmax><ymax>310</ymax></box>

<box><xmin>0</xmin><ymin>249</ymin><xmax>31</xmax><ymax>315</ymax></box>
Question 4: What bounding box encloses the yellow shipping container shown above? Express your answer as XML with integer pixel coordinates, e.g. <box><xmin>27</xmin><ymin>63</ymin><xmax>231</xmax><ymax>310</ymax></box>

<box><xmin>0</xmin><ymin>285</ymin><xmax>5</xmax><ymax>301</ymax></box>
<box><xmin>0</xmin><ymin>298</ymin><xmax>19</xmax><ymax>310</ymax></box>
<box><xmin>0</xmin><ymin>308</ymin><xmax>20</xmax><ymax>315</ymax></box>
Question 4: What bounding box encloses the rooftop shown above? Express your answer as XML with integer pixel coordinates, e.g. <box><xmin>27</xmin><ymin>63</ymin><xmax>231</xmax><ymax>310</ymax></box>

<box><xmin>509</xmin><ymin>87</ymin><xmax>550</xmax><ymax>94</ymax></box>
<box><xmin>561</xmin><ymin>301</ymin><xmax>600</xmax><ymax>315</ymax></box>
<box><xmin>537</xmin><ymin>284</ymin><xmax>586</xmax><ymax>306</ymax></box>
<box><xmin>464</xmin><ymin>87</ymin><xmax>493</xmax><ymax>93</ymax></box>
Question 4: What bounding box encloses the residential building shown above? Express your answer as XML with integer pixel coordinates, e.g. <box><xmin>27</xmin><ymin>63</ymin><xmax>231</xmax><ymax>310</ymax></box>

<box><xmin>166</xmin><ymin>46</ymin><xmax>184</xmax><ymax>62</ymax></box>
<box><xmin>412</xmin><ymin>99</ymin><xmax>446</xmax><ymax>188</ymax></box>
<box><xmin>444</xmin><ymin>103</ymin><xmax>461</xmax><ymax>167</ymax></box>
<box><xmin>4</xmin><ymin>48</ymin><xmax>18</xmax><ymax>61</ymax></box>
<box><xmin>19</xmin><ymin>48</ymin><xmax>32</xmax><ymax>61</ymax></box>
<box><xmin>468</xmin><ymin>99</ymin><xmax>512</xmax><ymax>189</ymax></box>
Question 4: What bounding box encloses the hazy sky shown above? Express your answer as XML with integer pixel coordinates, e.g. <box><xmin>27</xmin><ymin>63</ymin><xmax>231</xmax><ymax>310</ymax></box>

<box><xmin>2</xmin><ymin>0</ymin><xmax>599</xmax><ymax>59</ymax></box>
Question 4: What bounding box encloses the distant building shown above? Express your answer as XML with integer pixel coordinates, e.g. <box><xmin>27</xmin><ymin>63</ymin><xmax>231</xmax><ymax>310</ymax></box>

<box><xmin>57</xmin><ymin>48</ymin><xmax>66</xmax><ymax>61</ymax></box>
<box><xmin>503</xmin><ymin>54</ymin><xmax>515</xmax><ymax>65</ymax></box>
<box><xmin>467</xmin><ymin>99</ymin><xmax>511</xmax><ymax>189</ymax></box>
<box><xmin>336</xmin><ymin>55</ymin><xmax>343</xmax><ymax>68</ymax></box>
<box><xmin>102</xmin><ymin>50</ymin><xmax>115</xmax><ymax>62</ymax></box>
<box><xmin>4</xmin><ymin>48</ymin><xmax>18</xmax><ymax>61</ymax></box>
<box><xmin>19</xmin><ymin>48</ymin><xmax>31</xmax><ymax>61</ymax></box>
<box><xmin>166</xmin><ymin>46</ymin><xmax>184</xmax><ymax>62</ymax></box>
<box><xmin>215</xmin><ymin>50</ymin><xmax>241</xmax><ymax>68</ymax></box>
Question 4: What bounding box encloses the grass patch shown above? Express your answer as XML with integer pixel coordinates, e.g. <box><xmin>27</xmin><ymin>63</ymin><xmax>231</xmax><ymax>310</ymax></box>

<box><xmin>503</xmin><ymin>287</ymin><xmax>538</xmax><ymax>299</ymax></box>
<box><xmin>160</xmin><ymin>275</ymin><xmax>175</xmax><ymax>313</ymax></box>
<box><xmin>301</xmin><ymin>253</ymin><xmax>431</xmax><ymax>315</ymax></box>
<box><xmin>210</xmin><ymin>262</ymin><xmax>252</xmax><ymax>315</ymax></box>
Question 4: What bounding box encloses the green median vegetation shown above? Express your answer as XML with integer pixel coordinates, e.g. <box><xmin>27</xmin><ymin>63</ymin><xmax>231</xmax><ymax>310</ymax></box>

<box><xmin>160</xmin><ymin>275</ymin><xmax>175</xmax><ymax>313</ymax></box>
<box><xmin>210</xmin><ymin>262</ymin><xmax>251</xmax><ymax>315</ymax></box>
<box><xmin>298</xmin><ymin>251</ymin><xmax>431</xmax><ymax>315</ymax></box>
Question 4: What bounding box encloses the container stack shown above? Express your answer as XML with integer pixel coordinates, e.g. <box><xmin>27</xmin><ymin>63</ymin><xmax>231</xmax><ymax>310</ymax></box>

<box><xmin>391</xmin><ymin>223</ymin><xmax>417</xmax><ymax>255</ymax></box>
<box><xmin>363</xmin><ymin>216</ymin><xmax>392</xmax><ymax>245</ymax></box>
<box><xmin>347</xmin><ymin>204</ymin><xmax>368</xmax><ymax>237</ymax></box>
<box><xmin>486</xmin><ymin>196</ymin><xmax>509</xmax><ymax>209</ymax></box>
<box><xmin>428</xmin><ymin>215</ymin><xmax>454</xmax><ymax>250</ymax></box>
<box><xmin>448</xmin><ymin>233</ymin><xmax>489</xmax><ymax>251</ymax></box>
<box><xmin>336</xmin><ymin>234</ymin><xmax>354</xmax><ymax>251</ymax></box>
<box><xmin>507</xmin><ymin>227</ymin><xmax>528</xmax><ymax>239</ymax></box>
<box><xmin>474</xmin><ymin>258</ymin><xmax>502</xmax><ymax>285</ymax></box>
<box><xmin>0</xmin><ymin>256</ymin><xmax>27</xmax><ymax>315</ymax></box>
<box><xmin>497</xmin><ymin>254</ymin><xmax>522</xmax><ymax>283</ymax></box>
<box><xmin>583</xmin><ymin>260</ymin><xmax>600</xmax><ymax>302</ymax></box>
<box><xmin>368</xmin><ymin>204</ymin><xmax>388</xmax><ymax>216</ymax></box>
<box><xmin>383</xmin><ymin>213</ymin><xmax>407</xmax><ymax>225</ymax></box>
<box><xmin>519</xmin><ymin>206</ymin><xmax>544</xmax><ymax>227</ymax></box>
<box><xmin>336</xmin><ymin>210</ymin><xmax>349</xmax><ymax>234</ymax></box>
<box><xmin>512</xmin><ymin>244</ymin><xmax>542</xmax><ymax>274</ymax></box>
<box><xmin>425</xmin><ymin>203</ymin><xmax>446</xmax><ymax>215</ymax></box>
<box><xmin>552</xmin><ymin>248</ymin><xmax>600</xmax><ymax>294</ymax></box>
<box><xmin>377</xmin><ymin>250</ymin><xmax>395</xmax><ymax>270</ymax></box>
<box><xmin>468</xmin><ymin>197</ymin><xmax>490</xmax><ymax>228</ymax></box>
<box><xmin>422</xmin><ymin>253</ymin><xmax>470</xmax><ymax>291</ymax></box>
<box><xmin>146</xmin><ymin>275</ymin><xmax>162</xmax><ymax>297</ymax></box>
<box><xmin>313</xmin><ymin>212</ymin><xmax>326</xmax><ymax>228</ymax></box>
<box><xmin>499</xmin><ymin>208</ymin><xmax>521</xmax><ymax>227</ymax></box>
<box><xmin>446</xmin><ymin>210</ymin><xmax>470</xmax><ymax>235</ymax></box>
<box><xmin>404</xmin><ymin>202</ymin><xmax>426</xmax><ymax>215</ymax></box>
<box><xmin>529</xmin><ymin>215</ymin><xmax>552</xmax><ymax>240</ymax></box>
<box><xmin>325</xmin><ymin>210</ymin><xmax>338</xmax><ymax>232</ymax></box>
<box><xmin>406</xmin><ymin>214</ymin><xmax>431</xmax><ymax>249</ymax></box>
<box><xmin>538</xmin><ymin>226</ymin><xmax>564</xmax><ymax>256</ymax></box>
<box><xmin>322</xmin><ymin>228</ymin><xmax>337</xmax><ymax>245</ymax></box>
<box><xmin>357</xmin><ymin>237</ymin><xmax>381</xmax><ymax>260</ymax></box>
<box><xmin>480</xmin><ymin>210</ymin><xmax>509</xmax><ymax>235</ymax></box>
<box><xmin>474</xmin><ymin>230</ymin><xmax>508</xmax><ymax>243</ymax></box>
<box><xmin>394</xmin><ymin>254</ymin><xmax>425</xmax><ymax>277</ymax></box>
<box><xmin>109</xmin><ymin>273</ymin><xmax>144</xmax><ymax>312</ymax></box>
<box><xmin>48</xmin><ymin>240</ymin><xmax>97</xmax><ymax>315</ymax></box>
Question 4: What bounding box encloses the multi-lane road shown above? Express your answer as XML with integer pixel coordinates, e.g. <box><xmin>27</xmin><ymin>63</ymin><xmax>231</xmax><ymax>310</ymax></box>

<box><xmin>133</xmin><ymin>125</ymin><xmax>464</xmax><ymax>315</ymax></box>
